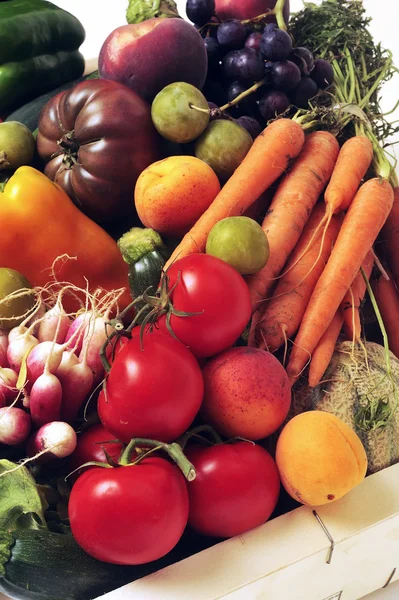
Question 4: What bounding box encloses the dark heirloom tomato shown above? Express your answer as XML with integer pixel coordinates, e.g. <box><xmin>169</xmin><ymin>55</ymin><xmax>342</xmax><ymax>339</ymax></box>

<box><xmin>36</xmin><ymin>79</ymin><xmax>160</xmax><ymax>225</ymax></box>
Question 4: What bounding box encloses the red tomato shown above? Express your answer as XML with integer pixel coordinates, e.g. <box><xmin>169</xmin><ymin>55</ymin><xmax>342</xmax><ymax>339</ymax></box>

<box><xmin>98</xmin><ymin>329</ymin><xmax>203</xmax><ymax>443</ymax></box>
<box><xmin>68</xmin><ymin>423</ymin><xmax>125</xmax><ymax>482</ymax></box>
<box><xmin>68</xmin><ymin>457</ymin><xmax>189</xmax><ymax>564</ymax></box>
<box><xmin>159</xmin><ymin>254</ymin><xmax>251</xmax><ymax>358</ymax></box>
<box><xmin>185</xmin><ymin>442</ymin><xmax>280</xmax><ymax>538</ymax></box>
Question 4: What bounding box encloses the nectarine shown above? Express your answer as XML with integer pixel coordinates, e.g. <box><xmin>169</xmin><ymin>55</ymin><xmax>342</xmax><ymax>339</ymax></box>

<box><xmin>200</xmin><ymin>347</ymin><xmax>291</xmax><ymax>440</ymax></box>
<box><xmin>98</xmin><ymin>18</ymin><xmax>208</xmax><ymax>103</ymax></box>
<box><xmin>134</xmin><ymin>155</ymin><xmax>220</xmax><ymax>237</ymax></box>
<box><xmin>215</xmin><ymin>0</ymin><xmax>290</xmax><ymax>22</ymax></box>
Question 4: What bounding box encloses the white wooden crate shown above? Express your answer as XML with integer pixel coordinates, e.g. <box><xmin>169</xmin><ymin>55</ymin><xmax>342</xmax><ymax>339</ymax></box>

<box><xmin>97</xmin><ymin>462</ymin><xmax>399</xmax><ymax>600</ymax></box>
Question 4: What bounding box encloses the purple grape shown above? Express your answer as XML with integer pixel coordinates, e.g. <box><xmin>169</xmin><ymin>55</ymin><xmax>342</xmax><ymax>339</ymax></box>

<box><xmin>202</xmin><ymin>78</ymin><xmax>228</xmax><ymax>106</ymax></box>
<box><xmin>270</xmin><ymin>60</ymin><xmax>301</xmax><ymax>91</ymax></box>
<box><xmin>259</xmin><ymin>89</ymin><xmax>291</xmax><ymax>121</ymax></box>
<box><xmin>204</xmin><ymin>37</ymin><xmax>222</xmax><ymax>70</ymax></box>
<box><xmin>260</xmin><ymin>27</ymin><xmax>292</xmax><ymax>62</ymax></box>
<box><xmin>245</xmin><ymin>32</ymin><xmax>262</xmax><ymax>52</ymax></box>
<box><xmin>227</xmin><ymin>81</ymin><xmax>257</xmax><ymax>115</ymax></box>
<box><xmin>186</xmin><ymin>0</ymin><xmax>215</xmax><ymax>26</ymax></box>
<box><xmin>217</xmin><ymin>20</ymin><xmax>247</xmax><ymax>50</ymax></box>
<box><xmin>221</xmin><ymin>48</ymin><xmax>264</xmax><ymax>83</ymax></box>
<box><xmin>290</xmin><ymin>47</ymin><xmax>315</xmax><ymax>76</ymax></box>
<box><xmin>236</xmin><ymin>116</ymin><xmax>262</xmax><ymax>139</ymax></box>
<box><xmin>290</xmin><ymin>77</ymin><xmax>319</xmax><ymax>108</ymax></box>
<box><xmin>310</xmin><ymin>59</ymin><xmax>334</xmax><ymax>89</ymax></box>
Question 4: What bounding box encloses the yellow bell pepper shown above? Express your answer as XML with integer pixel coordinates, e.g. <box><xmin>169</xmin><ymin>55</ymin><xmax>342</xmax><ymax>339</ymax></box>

<box><xmin>0</xmin><ymin>167</ymin><xmax>130</xmax><ymax>311</ymax></box>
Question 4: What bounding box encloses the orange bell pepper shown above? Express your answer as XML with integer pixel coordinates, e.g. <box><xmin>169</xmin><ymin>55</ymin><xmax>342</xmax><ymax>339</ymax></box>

<box><xmin>0</xmin><ymin>166</ymin><xmax>130</xmax><ymax>311</ymax></box>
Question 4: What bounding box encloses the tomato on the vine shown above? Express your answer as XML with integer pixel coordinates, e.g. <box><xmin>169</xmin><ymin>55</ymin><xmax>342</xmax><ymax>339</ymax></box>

<box><xmin>158</xmin><ymin>254</ymin><xmax>251</xmax><ymax>358</ymax></box>
<box><xmin>185</xmin><ymin>442</ymin><xmax>280</xmax><ymax>538</ymax></box>
<box><xmin>68</xmin><ymin>457</ymin><xmax>189</xmax><ymax>565</ymax></box>
<box><xmin>98</xmin><ymin>328</ymin><xmax>203</xmax><ymax>443</ymax></box>
<box><xmin>68</xmin><ymin>423</ymin><xmax>125</xmax><ymax>483</ymax></box>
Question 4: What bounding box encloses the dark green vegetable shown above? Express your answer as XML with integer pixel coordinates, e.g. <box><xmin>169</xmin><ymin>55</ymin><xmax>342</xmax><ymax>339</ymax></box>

<box><xmin>0</xmin><ymin>529</ymin><xmax>155</xmax><ymax>600</ymax></box>
<box><xmin>5</xmin><ymin>70</ymin><xmax>98</xmax><ymax>131</ymax></box>
<box><xmin>118</xmin><ymin>227</ymin><xmax>170</xmax><ymax>305</ymax></box>
<box><xmin>0</xmin><ymin>0</ymin><xmax>86</xmax><ymax>115</ymax></box>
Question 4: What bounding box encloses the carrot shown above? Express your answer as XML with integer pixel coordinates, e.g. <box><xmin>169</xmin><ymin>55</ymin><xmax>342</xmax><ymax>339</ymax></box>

<box><xmin>287</xmin><ymin>177</ymin><xmax>394</xmax><ymax>383</ymax></box>
<box><xmin>280</xmin><ymin>136</ymin><xmax>374</xmax><ymax>285</ymax></box>
<box><xmin>324</xmin><ymin>136</ymin><xmax>374</xmax><ymax>214</ymax></box>
<box><xmin>381</xmin><ymin>186</ymin><xmax>399</xmax><ymax>287</ymax></box>
<box><xmin>246</xmin><ymin>130</ymin><xmax>340</xmax><ymax>313</ymax></box>
<box><xmin>249</xmin><ymin>203</ymin><xmax>342</xmax><ymax>351</ymax></box>
<box><xmin>372</xmin><ymin>270</ymin><xmax>399</xmax><ymax>359</ymax></box>
<box><xmin>340</xmin><ymin>250</ymin><xmax>374</xmax><ymax>341</ymax></box>
<box><xmin>308</xmin><ymin>311</ymin><xmax>344</xmax><ymax>388</ymax></box>
<box><xmin>164</xmin><ymin>119</ymin><xmax>305</xmax><ymax>269</ymax></box>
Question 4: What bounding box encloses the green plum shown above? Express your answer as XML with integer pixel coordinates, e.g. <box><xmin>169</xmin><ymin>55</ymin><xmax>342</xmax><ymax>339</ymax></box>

<box><xmin>0</xmin><ymin>268</ymin><xmax>35</xmax><ymax>330</ymax></box>
<box><xmin>151</xmin><ymin>82</ymin><xmax>210</xmax><ymax>143</ymax></box>
<box><xmin>194</xmin><ymin>120</ymin><xmax>253</xmax><ymax>181</ymax></box>
<box><xmin>0</xmin><ymin>122</ymin><xmax>35</xmax><ymax>171</ymax></box>
<box><xmin>206</xmin><ymin>216</ymin><xmax>269</xmax><ymax>274</ymax></box>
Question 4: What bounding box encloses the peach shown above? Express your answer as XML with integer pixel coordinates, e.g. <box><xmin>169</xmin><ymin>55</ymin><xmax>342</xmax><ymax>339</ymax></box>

<box><xmin>276</xmin><ymin>412</ymin><xmax>368</xmax><ymax>507</ymax></box>
<box><xmin>98</xmin><ymin>18</ymin><xmax>208</xmax><ymax>103</ymax></box>
<box><xmin>200</xmin><ymin>347</ymin><xmax>291</xmax><ymax>440</ymax></box>
<box><xmin>134</xmin><ymin>155</ymin><xmax>220</xmax><ymax>237</ymax></box>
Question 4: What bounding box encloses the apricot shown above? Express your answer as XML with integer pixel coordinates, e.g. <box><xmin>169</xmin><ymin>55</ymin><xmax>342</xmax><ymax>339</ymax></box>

<box><xmin>134</xmin><ymin>155</ymin><xmax>220</xmax><ymax>237</ymax></box>
<box><xmin>275</xmin><ymin>412</ymin><xmax>368</xmax><ymax>506</ymax></box>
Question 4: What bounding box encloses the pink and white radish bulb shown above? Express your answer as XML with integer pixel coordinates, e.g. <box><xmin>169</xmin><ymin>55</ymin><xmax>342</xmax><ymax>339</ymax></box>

<box><xmin>0</xmin><ymin>407</ymin><xmax>31</xmax><ymax>445</ymax></box>
<box><xmin>26</xmin><ymin>421</ymin><xmax>77</xmax><ymax>462</ymax></box>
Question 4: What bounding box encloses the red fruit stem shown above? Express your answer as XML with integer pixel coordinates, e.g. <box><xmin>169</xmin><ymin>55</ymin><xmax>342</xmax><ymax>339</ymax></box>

<box><xmin>120</xmin><ymin>438</ymin><xmax>196</xmax><ymax>482</ymax></box>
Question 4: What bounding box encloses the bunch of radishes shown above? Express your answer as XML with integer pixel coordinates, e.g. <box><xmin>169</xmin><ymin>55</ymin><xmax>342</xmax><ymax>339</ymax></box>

<box><xmin>0</xmin><ymin>285</ymin><xmax>117</xmax><ymax>463</ymax></box>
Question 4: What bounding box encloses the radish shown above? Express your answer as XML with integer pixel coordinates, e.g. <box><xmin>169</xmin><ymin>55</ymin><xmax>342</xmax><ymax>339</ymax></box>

<box><xmin>64</xmin><ymin>312</ymin><xmax>92</xmax><ymax>355</ymax></box>
<box><xmin>59</xmin><ymin>361</ymin><xmax>93</xmax><ymax>424</ymax></box>
<box><xmin>26</xmin><ymin>421</ymin><xmax>77</xmax><ymax>461</ymax></box>
<box><xmin>7</xmin><ymin>328</ymin><xmax>39</xmax><ymax>372</ymax></box>
<box><xmin>30</xmin><ymin>372</ymin><xmax>62</xmax><ymax>428</ymax></box>
<box><xmin>79</xmin><ymin>316</ymin><xmax>114</xmax><ymax>386</ymax></box>
<box><xmin>0</xmin><ymin>407</ymin><xmax>31</xmax><ymax>445</ymax></box>
<box><xmin>0</xmin><ymin>368</ymin><xmax>18</xmax><ymax>407</ymax></box>
<box><xmin>26</xmin><ymin>341</ymin><xmax>64</xmax><ymax>383</ymax></box>
<box><xmin>0</xmin><ymin>329</ymin><xmax>8</xmax><ymax>367</ymax></box>
<box><xmin>37</xmin><ymin>304</ymin><xmax>71</xmax><ymax>344</ymax></box>
<box><xmin>56</xmin><ymin>350</ymin><xmax>79</xmax><ymax>378</ymax></box>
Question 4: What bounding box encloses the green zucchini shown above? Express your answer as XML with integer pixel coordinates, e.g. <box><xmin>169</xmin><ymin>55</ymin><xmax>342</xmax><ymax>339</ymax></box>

<box><xmin>5</xmin><ymin>70</ymin><xmax>98</xmax><ymax>132</ymax></box>
<box><xmin>0</xmin><ymin>0</ymin><xmax>86</xmax><ymax>114</ymax></box>
<box><xmin>0</xmin><ymin>528</ymin><xmax>157</xmax><ymax>600</ymax></box>
<box><xmin>118</xmin><ymin>227</ymin><xmax>170</xmax><ymax>302</ymax></box>
<box><xmin>0</xmin><ymin>526</ymin><xmax>213</xmax><ymax>600</ymax></box>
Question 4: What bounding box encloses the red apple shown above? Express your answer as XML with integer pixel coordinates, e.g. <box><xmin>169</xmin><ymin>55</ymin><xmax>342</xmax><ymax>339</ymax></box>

<box><xmin>215</xmin><ymin>0</ymin><xmax>290</xmax><ymax>23</ymax></box>
<box><xmin>98</xmin><ymin>18</ymin><xmax>208</xmax><ymax>103</ymax></box>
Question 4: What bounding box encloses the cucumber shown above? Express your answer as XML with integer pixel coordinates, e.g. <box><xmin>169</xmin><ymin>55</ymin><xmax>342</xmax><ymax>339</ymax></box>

<box><xmin>5</xmin><ymin>70</ymin><xmax>98</xmax><ymax>132</ymax></box>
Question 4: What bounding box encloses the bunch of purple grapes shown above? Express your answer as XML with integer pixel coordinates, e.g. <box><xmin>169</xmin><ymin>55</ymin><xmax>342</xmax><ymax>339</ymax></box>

<box><xmin>186</xmin><ymin>0</ymin><xmax>334</xmax><ymax>139</ymax></box>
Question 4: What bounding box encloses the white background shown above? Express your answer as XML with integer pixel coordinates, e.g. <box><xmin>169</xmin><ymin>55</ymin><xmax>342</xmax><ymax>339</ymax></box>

<box><xmin>1</xmin><ymin>2</ymin><xmax>398</xmax><ymax>599</ymax></box>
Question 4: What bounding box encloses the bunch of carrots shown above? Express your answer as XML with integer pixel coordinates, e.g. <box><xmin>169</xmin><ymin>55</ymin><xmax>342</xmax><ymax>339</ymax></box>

<box><xmin>166</xmin><ymin>117</ymin><xmax>399</xmax><ymax>387</ymax></box>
